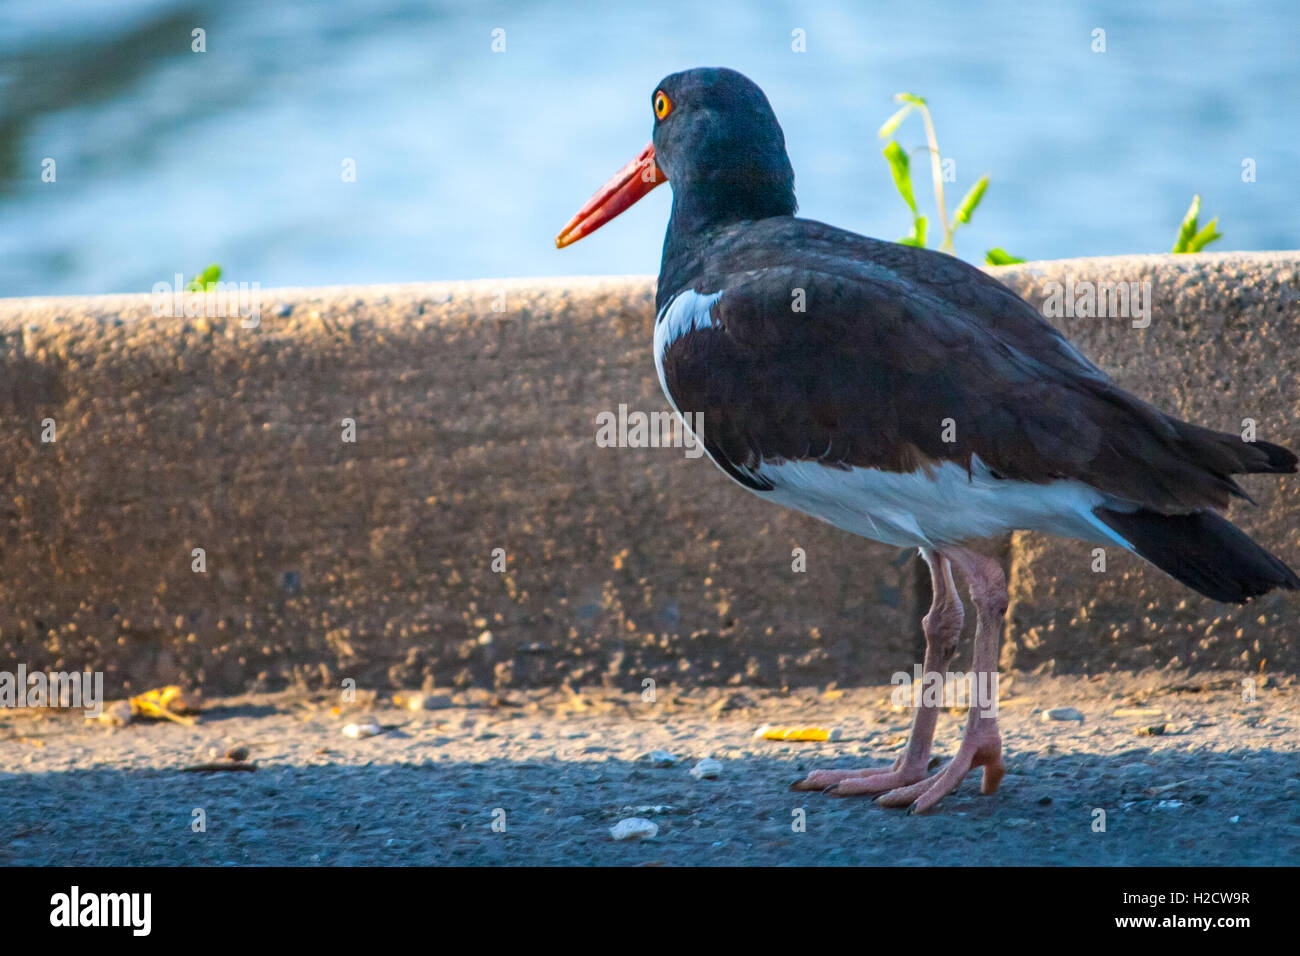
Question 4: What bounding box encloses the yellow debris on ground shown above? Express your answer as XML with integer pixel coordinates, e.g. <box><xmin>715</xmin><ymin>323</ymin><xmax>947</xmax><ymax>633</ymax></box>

<box><xmin>754</xmin><ymin>724</ymin><xmax>842</xmax><ymax>742</ymax></box>
<box><xmin>117</xmin><ymin>686</ymin><xmax>202</xmax><ymax>725</ymax></box>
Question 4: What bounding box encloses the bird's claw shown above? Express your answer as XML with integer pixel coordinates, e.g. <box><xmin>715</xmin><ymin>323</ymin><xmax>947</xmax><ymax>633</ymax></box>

<box><xmin>799</xmin><ymin>727</ymin><xmax>1004</xmax><ymax>812</ymax></box>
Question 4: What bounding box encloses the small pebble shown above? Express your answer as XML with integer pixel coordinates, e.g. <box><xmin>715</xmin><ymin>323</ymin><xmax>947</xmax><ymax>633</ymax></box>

<box><xmin>690</xmin><ymin>757</ymin><xmax>723</xmax><ymax>780</ymax></box>
<box><xmin>96</xmin><ymin>701</ymin><xmax>134</xmax><ymax>726</ymax></box>
<box><xmin>225</xmin><ymin>745</ymin><xmax>250</xmax><ymax>762</ymax></box>
<box><xmin>610</xmin><ymin>818</ymin><xmax>658</xmax><ymax>841</ymax></box>
<box><xmin>648</xmin><ymin>750</ymin><xmax>679</xmax><ymax>767</ymax></box>
<box><xmin>342</xmin><ymin>720</ymin><xmax>381</xmax><ymax>739</ymax></box>
<box><xmin>1137</xmin><ymin>724</ymin><xmax>1167</xmax><ymax>736</ymax></box>
<box><xmin>1042</xmin><ymin>707</ymin><xmax>1085</xmax><ymax>722</ymax></box>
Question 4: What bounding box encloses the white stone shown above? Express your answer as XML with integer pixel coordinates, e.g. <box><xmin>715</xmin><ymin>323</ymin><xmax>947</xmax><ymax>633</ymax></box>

<box><xmin>1042</xmin><ymin>707</ymin><xmax>1085</xmax><ymax>722</ymax></box>
<box><xmin>610</xmin><ymin>818</ymin><xmax>659</xmax><ymax>841</ymax></box>
<box><xmin>690</xmin><ymin>757</ymin><xmax>723</xmax><ymax>780</ymax></box>
<box><xmin>343</xmin><ymin>720</ymin><xmax>381</xmax><ymax>738</ymax></box>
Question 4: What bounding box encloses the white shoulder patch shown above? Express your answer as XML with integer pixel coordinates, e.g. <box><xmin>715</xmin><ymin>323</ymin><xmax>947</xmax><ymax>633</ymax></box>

<box><xmin>653</xmin><ymin>289</ymin><xmax>725</xmax><ymax>410</ymax></box>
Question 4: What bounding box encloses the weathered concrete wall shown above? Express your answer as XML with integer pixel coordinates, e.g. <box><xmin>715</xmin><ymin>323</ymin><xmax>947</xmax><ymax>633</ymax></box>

<box><xmin>0</xmin><ymin>277</ymin><xmax>923</xmax><ymax>696</ymax></box>
<box><xmin>996</xmin><ymin>253</ymin><xmax>1300</xmax><ymax>673</ymax></box>
<box><xmin>1</xmin><ymin>253</ymin><xmax>1296</xmax><ymax>695</ymax></box>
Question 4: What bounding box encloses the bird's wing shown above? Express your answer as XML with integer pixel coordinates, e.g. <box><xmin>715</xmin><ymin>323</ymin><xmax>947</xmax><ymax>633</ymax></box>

<box><xmin>659</xmin><ymin>242</ymin><xmax>1273</xmax><ymax>513</ymax></box>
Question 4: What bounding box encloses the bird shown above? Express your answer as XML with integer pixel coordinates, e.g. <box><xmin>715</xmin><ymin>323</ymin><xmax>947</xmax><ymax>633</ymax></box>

<box><xmin>555</xmin><ymin>66</ymin><xmax>1298</xmax><ymax>813</ymax></box>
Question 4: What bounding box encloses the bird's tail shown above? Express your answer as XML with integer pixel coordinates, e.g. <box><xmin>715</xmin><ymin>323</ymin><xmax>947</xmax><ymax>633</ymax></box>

<box><xmin>1094</xmin><ymin>506</ymin><xmax>1300</xmax><ymax>604</ymax></box>
<box><xmin>1172</xmin><ymin>422</ymin><xmax>1298</xmax><ymax>501</ymax></box>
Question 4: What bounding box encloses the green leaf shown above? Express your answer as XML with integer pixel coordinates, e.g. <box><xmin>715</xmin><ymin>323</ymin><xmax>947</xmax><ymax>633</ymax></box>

<box><xmin>185</xmin><ymin>263</ymin><xmax>223</xmax><ymax>292</ymax></box>
<box><xmin>877</xmin><ymin>103</ymin><xmax>915</xmax><ymax>140</ymax></box>
<box><xmin>955</xmin><ymin>175</ymin><xmax>989</xmax><ymax>225</ymax></box>
<box><xmin>1187</xmin><ymin>218</ymin><xmax>1222</xmax><ymax>252</ymax></box>
<box><xmin>882</xmin><ymin>141</ymin><xmax>917</xmax><ymax>215</ymax></box>
<box><xmin>984</xmin><ymin>248</ymin><xmax>1026</xmax><ymax>266</ymax></box>
<box><xmin>1172</xmin><ymin>195</ymin><xmax>1201</xmax><ymax>253</ymax></box>
<box><xmin>898</xmin><ymin>216</ymin><xmax>928</xmax><ymax>248</ymax></box>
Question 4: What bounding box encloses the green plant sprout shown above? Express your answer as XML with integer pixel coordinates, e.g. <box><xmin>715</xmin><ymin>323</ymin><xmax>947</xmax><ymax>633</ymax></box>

<box><xmin>878</xmin><ymin>97</ymin><xmax>1226</xmax><ymax>264</ymax></box>
<box><xmin>185</xmin><ymin>263</ymin><xmax>222</xmax><ymax>291</ymax></box>
<box><xmin>1172</xmin><ymin>195</ymin><xmax>1222</xmax><ymax>253</ymax></box>
<box><xmin>983</xmin><ymin>248</ymin><xmax>1025</xmax><ymax>266</ymax></box>
<box><xmin>877</xmin><ymin>93</ymin><xmax>1023</xmax><ymax>266</ymax></box>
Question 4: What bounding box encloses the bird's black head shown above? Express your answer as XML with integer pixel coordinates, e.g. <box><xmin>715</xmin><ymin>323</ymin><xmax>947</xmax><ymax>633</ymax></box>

<box><xmin>651</xmin><ymin>67</ymin><xmax>797</xmax><ymax>230</ymax></box>
<box><xmin>555</xmin><ymin>67</ymin><xmax>796</xmax><ymax>250</ymax></box>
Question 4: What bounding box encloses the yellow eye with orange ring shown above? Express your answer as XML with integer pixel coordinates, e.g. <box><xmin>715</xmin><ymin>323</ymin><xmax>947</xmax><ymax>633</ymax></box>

<box><xmin>654</xmin><ymin>90</ymin><xmax>673</xmax><ymax>120</ymax></box>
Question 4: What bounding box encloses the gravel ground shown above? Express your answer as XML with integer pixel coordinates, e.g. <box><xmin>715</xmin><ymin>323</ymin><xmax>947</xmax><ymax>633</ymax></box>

<box><xmin>2</xmin><ymin>671</ymin><xmax>1297</xmax><ymax>866</ymax></box>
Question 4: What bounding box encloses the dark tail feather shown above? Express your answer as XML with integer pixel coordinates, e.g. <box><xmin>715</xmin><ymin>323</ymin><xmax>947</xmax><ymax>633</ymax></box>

<box><xmin>1247</xmin><ymin>437</ymin><xmax>1300</xmax><ymax>473</ymax></box>
<box><xmin>1173</xmin><ymin>422</ymin><xmax>1298</xmax><ymax>493</ymax></box>
<box><xmin>1096</xmin><ymin>506</ymin><xmax>1300</xmax><ymax>604</ymax></box>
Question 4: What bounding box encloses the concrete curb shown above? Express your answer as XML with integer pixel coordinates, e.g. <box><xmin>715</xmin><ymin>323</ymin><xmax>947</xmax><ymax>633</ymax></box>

<box><xmin>1</xmin><ymin>252</ymin><xmax>1296</xmax><ymax>695</ymax></box>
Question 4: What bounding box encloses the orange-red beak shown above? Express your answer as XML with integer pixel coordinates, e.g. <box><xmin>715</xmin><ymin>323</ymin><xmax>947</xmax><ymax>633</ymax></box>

<box><xmin>555</xmin><ymin>143</ymin><xmax>665</xmax><ymax>248</ymax></box>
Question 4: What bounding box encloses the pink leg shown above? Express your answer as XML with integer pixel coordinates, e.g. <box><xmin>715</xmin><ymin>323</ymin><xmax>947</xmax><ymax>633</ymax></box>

<box><xmin>792</xmin><ymin>548</ymin><xmax>964</xmax><ymax>794</ymax></box>
<box><xmin>875</xmin><ymin>545</ymin><xmax>1006</xmax><ymax>813</ymax></box>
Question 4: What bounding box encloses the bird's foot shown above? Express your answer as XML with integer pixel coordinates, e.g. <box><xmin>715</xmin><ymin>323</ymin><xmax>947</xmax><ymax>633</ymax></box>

<box><xmin>826</xmin><ymin>765</ymin><xmax>930</xmax><ymax>796</ymax></box>
<box><xmin>790</xmin><ymin>763</ymin><xmax>918</xmax><ymax>793</ymax></box>
<box><xmin>875</xmin><ymin>722</ymin><xmax>1004</xmax><ymax>813</ymax></box>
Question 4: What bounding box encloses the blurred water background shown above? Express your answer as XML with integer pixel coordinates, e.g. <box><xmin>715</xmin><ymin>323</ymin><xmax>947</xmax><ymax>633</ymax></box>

<box><xmin>1</xmin><ymin>0</ymin><xmax>1297</xmax><ymax>297</ymax></box>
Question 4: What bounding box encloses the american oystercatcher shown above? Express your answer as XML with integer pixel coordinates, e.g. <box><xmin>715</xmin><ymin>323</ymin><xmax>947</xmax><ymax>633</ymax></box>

<box><xmin>556</xmin><ymin>67</ymin><xmax>1298</xmax><ymax>812</ymax></box>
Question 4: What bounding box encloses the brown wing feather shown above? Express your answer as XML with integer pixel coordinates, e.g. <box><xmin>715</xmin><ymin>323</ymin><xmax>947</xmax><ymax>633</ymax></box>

<box><xmin>660</xmin><ymin>223</ymin><xmax>1292</xmax><ymax>512</ymax></box>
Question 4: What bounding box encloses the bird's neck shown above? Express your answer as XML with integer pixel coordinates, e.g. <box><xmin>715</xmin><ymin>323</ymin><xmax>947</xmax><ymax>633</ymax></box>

<box><xmin>657</xmin><ymin>178</ymin><xmax>795</xmax><ymax>311</ymax></box>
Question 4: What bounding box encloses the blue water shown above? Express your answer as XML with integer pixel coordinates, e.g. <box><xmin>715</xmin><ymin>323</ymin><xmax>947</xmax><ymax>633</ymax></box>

<box><xmin>1</xmin><ymin>0</ymin><xmax>1297</xmax><ymax>297</ymax></box>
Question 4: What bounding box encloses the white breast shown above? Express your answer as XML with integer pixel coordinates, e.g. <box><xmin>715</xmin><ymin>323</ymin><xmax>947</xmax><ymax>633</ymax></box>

<box><xmin>752</xmin><ymin>457</ymin><xmax>1130</xmax><ymax>549</ymax></box>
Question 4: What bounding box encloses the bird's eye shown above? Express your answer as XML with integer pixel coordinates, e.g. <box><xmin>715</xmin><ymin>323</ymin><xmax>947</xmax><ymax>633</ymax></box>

<box><xmin>653</xmin><ymin>91</ymin><xmax>673</xmax><ymax>120</ymax></box>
